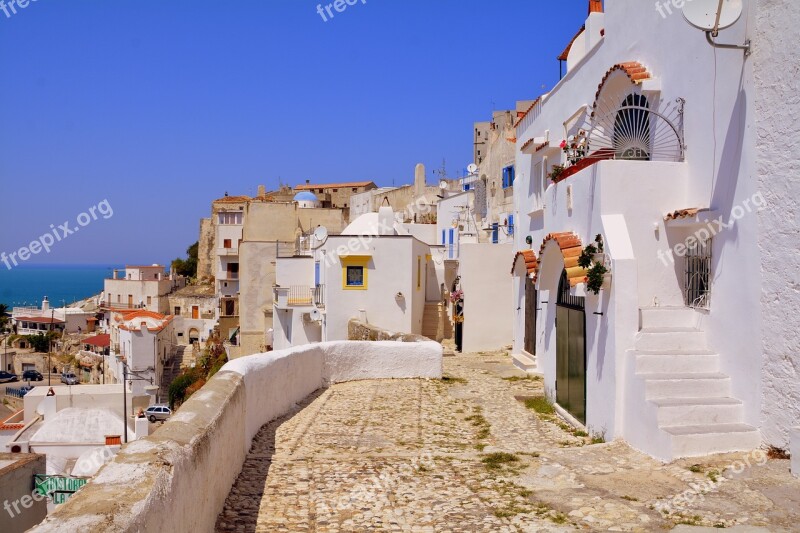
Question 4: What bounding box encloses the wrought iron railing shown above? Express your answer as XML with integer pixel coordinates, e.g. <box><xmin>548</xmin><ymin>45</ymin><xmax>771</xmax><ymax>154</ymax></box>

<box><xmin>314</xmin><ymin>285</ymin><xmax>325</xmax><ymax>307</ymax></box>
<box><xmin>684</xmin><ymin>238</ymin><xmax>711</xmax><ymax>309</ymax></box>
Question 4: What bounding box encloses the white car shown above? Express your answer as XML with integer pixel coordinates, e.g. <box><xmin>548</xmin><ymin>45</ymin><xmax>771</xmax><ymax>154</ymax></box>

<box><xmin>144</xmin><ymin>405</ymin><xmax>172</xmax><ymax>423</ymax></box>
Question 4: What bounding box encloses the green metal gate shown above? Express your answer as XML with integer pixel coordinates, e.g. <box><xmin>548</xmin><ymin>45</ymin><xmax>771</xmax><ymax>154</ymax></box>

<box><xmin>555</xmin><ymin>270</ymin><xmax>586</xmax><ymax>424</ymax></box>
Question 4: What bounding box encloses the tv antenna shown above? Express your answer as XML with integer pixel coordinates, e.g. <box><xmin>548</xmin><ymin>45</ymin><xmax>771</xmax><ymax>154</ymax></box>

<box><xmin>683</xmin><ymin>0</ymin><xmax>750</xmax><ymax>55</ymax></box>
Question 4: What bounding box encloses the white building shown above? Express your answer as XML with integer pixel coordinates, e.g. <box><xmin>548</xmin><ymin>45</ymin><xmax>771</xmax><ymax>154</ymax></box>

<box><xmin>109</xmin><ymin>310</ymin><xmax>175</xmax><ymax>396</ymax></box>
<box><xmin>509</xmin><ymin>0</ymin><xmax>799</xmax><ymax>460</ymax></box>
<box><xmin>11</xmin><ymin>297</ymin><xmax>95</xmax><ymax>335</ymax></box>
<box><xmin>273</xmin><ymin>207</ymin><xmax>445</xmax><ymax>349</ymax></box>
<box><xmin>101</xmin><ymin>265</ymin><xmax>185</xmax><ymax>320</ymax></box>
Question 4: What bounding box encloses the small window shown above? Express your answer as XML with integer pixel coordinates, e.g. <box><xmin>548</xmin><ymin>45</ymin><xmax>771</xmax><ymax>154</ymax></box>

<box><xmin>174</xmin><ymin>307</ymin><xmax>181</xmax><ymax>315</ymax></box>
<box><xmin>502</xmin><ymin>165</ymin><xmax>515</xmax><ymax>188</ymax></box>
<box><xmin>417</xmin><ymin>256</ymin><xmax>422</xmax><ymax>290</ymax></box>
<box><xmin>147</xmin><ymin>296</ymin><xmax>152</xmax><ymax>305</ymax></box>
<box><xmin>332</xmin><ymin>188</ymin><xmax>338</xmax><ymax>192</ymax></box>
<box><xmin>223</xmin><ymin>239</ymin><xmax>232</xmax><ymax>248</ymax></box>
<box><xmin>352</xmin><ymin>188</ymin><xmax>357</xmax><ymax>192</ymax></box>
<box><xmin>346</xmin><ymin>266</ymin><xmax>364</xmax><ymax>287</ymax></box>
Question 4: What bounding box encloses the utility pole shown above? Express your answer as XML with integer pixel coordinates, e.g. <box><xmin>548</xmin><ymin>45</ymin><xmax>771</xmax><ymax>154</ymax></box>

<box><xmin>48</xmin><ymin>308</ymin><xmax>55</xmax><ymax>386</ymax></box>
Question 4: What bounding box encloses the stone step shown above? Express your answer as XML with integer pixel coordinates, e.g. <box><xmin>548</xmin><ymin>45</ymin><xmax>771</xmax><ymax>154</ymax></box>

<box><xmin>511</xmin><ymin>352</ymin><xmax>538</xmax><ymax>373</ymax></box>
<box><xmin>663</xmin><ymin>423</ymin><xmax>761</xmax><ymax>458</ymax></box>
<box><xmin>640</xmin><ymin>307</ymin><xmax>698</xmax><ymax>329</ymax></box>
<box><xmin>634</xmin><ymin>350</ymin><xmax>719</xmax><ymax>373</ymax></box>
<box><xmin>635</xmin><ymin>328</ymin><xmax>707</xmax><ymax>351</ymax></box>
<box><xmin>643</xmin><ymin>372</ymin><xmax>731</xmax><ymax>399</ymax></box>
<box><xmin>651</xmin><ymin>397</ymin><xmax>743</xmax><ymax>426</ymax></box>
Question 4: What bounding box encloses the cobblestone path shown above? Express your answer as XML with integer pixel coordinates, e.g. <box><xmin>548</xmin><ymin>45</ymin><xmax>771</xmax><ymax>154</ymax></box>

<box><xmin>216</xmin><ymin>351</ymin><xmax>800</xmax><ymax>532</ymax></box>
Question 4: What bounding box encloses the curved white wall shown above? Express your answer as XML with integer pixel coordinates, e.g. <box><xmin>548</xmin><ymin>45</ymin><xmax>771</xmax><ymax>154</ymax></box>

<box><xmin>31</xmin><ymin>341</ymin><xmax>442</xmax><ymax>533</ymax></box>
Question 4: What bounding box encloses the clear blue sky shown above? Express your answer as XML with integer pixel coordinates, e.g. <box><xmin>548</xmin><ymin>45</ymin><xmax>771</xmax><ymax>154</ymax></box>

<box><xmin>0</xmin><ymin>0</ymin><xmax>587</xmax><ymax>265</ymax></box>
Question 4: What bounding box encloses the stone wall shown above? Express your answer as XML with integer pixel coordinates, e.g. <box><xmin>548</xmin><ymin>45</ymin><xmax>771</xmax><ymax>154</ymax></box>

<box><xmin>347</xmin><ymin>319</ymin><xmax>430</xmax><ymax>343</ymax></box>
<box><xmin>196</xmin><ymin>217</ymin><xmax>215</xmax><ymax>281</ymax></box>
<box><xmin>31</xmin><ymin>341</ymin><xmax>442</xmax><ymax>532</ymax></box>
<box><xmin>0</xmin><ymin>453</ymin><xmax>47</xmax><ymax>533</ymax></box>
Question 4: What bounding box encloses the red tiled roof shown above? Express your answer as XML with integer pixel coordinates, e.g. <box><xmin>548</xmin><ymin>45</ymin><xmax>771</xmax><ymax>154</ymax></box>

<box><xmin>534</xmin><ymin>232</ymin><xmax>588</xmax><ymax>287</ymax></box>
<box><xmin>15</xmin><ymin>316</ymin><xmax>65</xmax><ymax>324</ymax></box>
<box><xmin>664</xmin><ymin>208</ymin><xmax>709</xmax><ymax>221</ymax></box>
<box><xmin>295</xmin><ymin>181</ymin><xmax>376</xmax><ymax>191</ymax></box>
<box><xmin>513</xmin><ymin>96</ymin><xmax>543</xmax><ymax>128</ymax></box>
<box><xmin>0</xmin><ymin>423</ymin><xmax>24</xmax><ymax>431</ymax></box>
<box><xmin>83</xmin><ymin>333</ymin><xmax>110</xmax><ymax>348</ymax></box>
<box><xmin>558</xmin><ymin>25</ymin><xmax>586</xmax><ymax>61</ymax></box>
<box><xmin>592</xmin><ymin>62</ymin><xmax>651</xmax><ymax>112</ymax></box>
<box><xmin>121</xmin><ymin>310</ymin><xmax>166</xmax><ymax>321</ymax></box>
<box><xmin>511</xmin><ymin>250</ymin><xmax>538</xmax><ymax>277</ymax></box>
<box><xmin>213</xmin><ymin>195</ymin><xmax>251</xmax><ymax>203</ymax></box>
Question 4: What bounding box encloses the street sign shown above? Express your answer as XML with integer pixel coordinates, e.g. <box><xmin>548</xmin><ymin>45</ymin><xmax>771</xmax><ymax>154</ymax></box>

<box><xmin>34</xmin><ymin>475</ymin><xmax>88</xmax><ymax>504</ymax></box>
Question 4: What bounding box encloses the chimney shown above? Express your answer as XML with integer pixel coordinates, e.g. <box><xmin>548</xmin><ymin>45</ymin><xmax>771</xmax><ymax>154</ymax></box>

<box><xmin>257</xmin><ymin>185</ymin><xmax>266</xmax><ymax>197</ymax></box>
<box><xmin>589</xmin><ymin>0</ymin><xmax>602</xmax><ymax>14</ymax></box>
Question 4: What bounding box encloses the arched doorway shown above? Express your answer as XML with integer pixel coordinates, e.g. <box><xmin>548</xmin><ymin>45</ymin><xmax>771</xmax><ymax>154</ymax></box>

<box><xmin>524</xmin><ymin>277</ymin><xmax>537</xmax><ymax>355</ymax></box>
<box><xmin>556</xmin><ymin>270</ymin><xmax>586</xmax><ymax>424</ymax></box>
<box><xmin>188</xmin><ymin>328</ymin><xmax>199</xmax><ymax>345</ymax></box>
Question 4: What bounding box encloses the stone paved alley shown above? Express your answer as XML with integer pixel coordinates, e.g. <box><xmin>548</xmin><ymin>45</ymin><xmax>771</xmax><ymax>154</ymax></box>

<box><xmin>217</xmin><ymin>351</ymin><xmax>800</xmax><ymax>532</ymax></box>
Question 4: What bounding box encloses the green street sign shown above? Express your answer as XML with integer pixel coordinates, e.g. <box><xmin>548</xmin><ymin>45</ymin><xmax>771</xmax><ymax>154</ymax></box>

<box><xmin>33</xmin><ymin>475</ymin><xmax>88</xmax><ymax>504</ymax></box>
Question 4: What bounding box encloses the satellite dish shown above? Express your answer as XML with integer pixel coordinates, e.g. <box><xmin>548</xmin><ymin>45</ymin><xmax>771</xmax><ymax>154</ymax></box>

<box><xmin>467</xmin><ymin>163</ymin><xmax>478</xmax><ymax>174</ymax></box>
<box><xmin>683</xmin><ymin>0</ymin><xmax>743</xmax><ymax>32</ymax></box>
<box><xmin>313</xmin><ymin>226</ymin><xmax>328</xmax><ymax>242</ymax></box>
<box><xmin>439</xmin><ymin>180</ymin><xmax>448</xmax><ymax>190</ymax></box>
<box><xmin>310</xmin><ymin>308</ymin><xmax>322</xmax><ymax>321</ymax></box>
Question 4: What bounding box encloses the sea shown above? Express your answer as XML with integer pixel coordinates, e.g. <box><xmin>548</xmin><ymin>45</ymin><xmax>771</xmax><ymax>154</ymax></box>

<box><xmin>0</xmin><ymin>264</ymin><xmax>123</xmax><ymax>308</ymax></box>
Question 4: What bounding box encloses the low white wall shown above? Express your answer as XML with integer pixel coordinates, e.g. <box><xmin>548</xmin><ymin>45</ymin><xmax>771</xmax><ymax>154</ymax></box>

<box><xmin>792</xmin><ymin>427</ymin><xmax>799</xmax><ymax>479</ymax></box>
<box><xmin>32</xmin><ymin>341</ymin><xmax>442</xmax><ymax>533</ymax></box>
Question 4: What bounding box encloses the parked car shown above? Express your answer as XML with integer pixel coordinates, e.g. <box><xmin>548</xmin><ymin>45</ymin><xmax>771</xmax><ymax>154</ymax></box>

<box><xmin>60</xmin><ymin>372</ymin><xmax>80</xmax><ymax>385</ymax></box>
<box><xmin>144</xmin><ymin>405</ymin><xmax>172</xmax><ymax>423</ymax></box>
<box><xmin>22</xmin><ymin>370</ymin><xmax>44</xmax><ymax>382</ymax></box>
<box><xmin>0</xmin><ymin>371</ymin><xmax>18</xmax><ymax>383</ymax></box>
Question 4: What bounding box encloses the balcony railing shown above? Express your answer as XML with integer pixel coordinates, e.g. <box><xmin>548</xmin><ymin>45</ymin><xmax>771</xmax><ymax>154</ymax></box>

<box><xmin>274</xmin><ymin>285</ymin><xmax>325</xmax><ymax>308</ymax></box>
<box><xmin>287</xmin><ymin>286</ymin><xmax>313</xmax><ymax>306</ymax></box>
<box><xmin>101</xmin><ymin>302</ymin><xmax>145</xmax><ymax>310</ymax></box>
<box><xmin>218</xmin><ymin>272</ymin><xmax>240</xmax><ymax>281</ymax></box>
<box><xmin>314</xmin><ymin>285</ymin><xmax>325</xmax><ymax>308</ymax></box>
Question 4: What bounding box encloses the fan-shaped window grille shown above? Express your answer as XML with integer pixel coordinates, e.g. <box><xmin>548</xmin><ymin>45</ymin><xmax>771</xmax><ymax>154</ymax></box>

<box><xmin>614</xmin><ymin>94</ymin><xmax>651</xmax><ymax>160</ymax></box>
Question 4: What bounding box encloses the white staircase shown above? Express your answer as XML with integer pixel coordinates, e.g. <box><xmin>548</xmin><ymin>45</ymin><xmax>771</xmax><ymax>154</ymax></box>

<box><xmin>511</xmin><ymin>351</ymin><xmax>538</xmax><ymax>373</ymax></box>
<box><xmin>625</xmin><ymin>307</ymin><xmax>760</xmax><ymax>461</ymax></box>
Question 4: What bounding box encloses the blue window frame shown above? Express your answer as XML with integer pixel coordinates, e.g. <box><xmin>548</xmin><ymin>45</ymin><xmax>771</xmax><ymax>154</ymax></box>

<box><xmin>492</xmin><ymin>223</ymin><xmax>499</xmax><ymax>244</ymax></box>
<box><xmin>502</xmin><ymin>165</ymin><xmax>515</xmax><ymax>189</ymax></box>
<box><xmin>463</xmin><ymin>183</ymin><xmax>471</xmax><ymax>191</ymax></box>
<box><xmin>508</xmin><ymin>215</ymin><xmax>514</xmax><ymax>236</ymax></box>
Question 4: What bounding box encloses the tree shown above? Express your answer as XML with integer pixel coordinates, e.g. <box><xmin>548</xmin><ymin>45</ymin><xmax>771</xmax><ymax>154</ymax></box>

<box><xmin>0</xmin><ymin>303</ymin><xmax>8</xmax><ymax>333</ymax></box>
<box><xmin>171</xmin><ymin>241</ymin><xmax>199</xmax><ymax>278</ymax></box>
<box><xmin>25</xmin><ymin>331</ymin><xmax>58</xmax><ymax>353</ymax></box>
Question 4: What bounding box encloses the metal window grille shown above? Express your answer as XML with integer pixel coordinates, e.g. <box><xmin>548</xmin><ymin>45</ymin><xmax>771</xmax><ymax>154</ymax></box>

<box><xmin>684</xmin><ymin>238</ymin><xmax>711</xmax><ymax>309</ymax></box>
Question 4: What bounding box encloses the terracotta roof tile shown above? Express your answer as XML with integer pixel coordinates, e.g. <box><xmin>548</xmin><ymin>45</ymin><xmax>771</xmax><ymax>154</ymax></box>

<box><xmin>558</xmin><ymin>25</ymin><xmax>586</xmax><ymax>61</ymax></box>
<box><xmin>592</xmin><ymin>62</ymin><xmax>651</xmax><ymax>112</ymax></box>
<box><xmin>664</xmin><ymin>208</ymin><xmax>709</xmax><ymax>221</ymax></box>
<box><xmin>511</xmin><ymin>250</ymin><xmax>538</xmax><ymax>276</ymax></box>
<box><xmin>533</xmin><ymin>232</ymin><xmax>588</xmax><ymax>287</ymax></box>
<box><xmin>213</xmin><ymin>195</ymin><xmax>251</xmax><ymax>204</ymax></box>
<box><xmin>0</xmin><ymin>423</ymin><xmax>24</xmax><ymax>431</ymax></box>
<box><xmin>15</xmin><ymin>316</ymin><xmax>65</xmax><ymax>324</ymax></box>
<box><xmin>83</xmin><ymin>333</ymin><xmax>110</xmax><ymax>348</ymax></box>
<box><xmin>513</xmin><ymin>95</ymin><xmax>544</xmax><ymax>128</ymax></box>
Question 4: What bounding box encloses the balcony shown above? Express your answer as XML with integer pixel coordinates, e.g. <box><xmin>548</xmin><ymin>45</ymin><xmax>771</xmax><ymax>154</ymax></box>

<box><xmin>100</xmin><ymin>301</ymin><xmax>145</xmax><ymax>311</ymax></box>
<box><xmin>218</xmin><ymin>272</ymin><xmax>240</xmax><ymax>281</ymax></box>
<box><xmin>274</xmin><ymin>285</ymin><xmax>325</xmax><ymax>309</ymax></box>
<box><xmin>217</xmin><ymin>247</ymin><xmax>239</xmax><ymax>256</ymax></box>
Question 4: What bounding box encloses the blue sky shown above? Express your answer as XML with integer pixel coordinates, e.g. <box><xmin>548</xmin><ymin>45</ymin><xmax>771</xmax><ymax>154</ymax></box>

<box><xmin>0</xmin><ymin>0</ymin><xmax>587</xmax><ymax>265</ymax></box>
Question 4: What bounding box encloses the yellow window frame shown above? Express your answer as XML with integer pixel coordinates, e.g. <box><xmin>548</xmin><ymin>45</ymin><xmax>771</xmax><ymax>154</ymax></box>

<box><xmin>341</xmin><ymin>256</ymin><xmax>369</xmax><ymax>290</ymax></box>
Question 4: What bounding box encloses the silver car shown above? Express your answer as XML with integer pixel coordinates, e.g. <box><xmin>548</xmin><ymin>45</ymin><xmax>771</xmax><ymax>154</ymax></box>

<box><xmin>144</xmin><ymin>405</ymin><xmax>172</xmax><ymax>423</ymax></box>
<box><xmin>60</xmin><ymin>372</ymin><xmax>79</xmax><ymax>385</ymax></box>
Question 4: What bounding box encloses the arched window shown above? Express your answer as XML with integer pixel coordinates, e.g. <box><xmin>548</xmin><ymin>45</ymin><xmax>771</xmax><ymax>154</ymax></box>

<box><xmin>614</xmin><ymin>93</ymin><xmax>651</xmax><ymax>161</ymax></box>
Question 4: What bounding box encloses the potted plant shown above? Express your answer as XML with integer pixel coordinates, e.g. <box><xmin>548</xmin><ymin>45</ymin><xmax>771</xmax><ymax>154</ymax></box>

<box><xmin>561</xmin><ymin>130</ymin><xmax>589</xmax><ymax>166</ymax></box>
<box><xmin>578</xmin><ymin>234</ymin><xmax>610</xmax><ymax>296</ymax></box>
<box><xmin>548</xmin><ymin>164</ymin><xmax>565</xmax><ymax>182</ymax></box>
